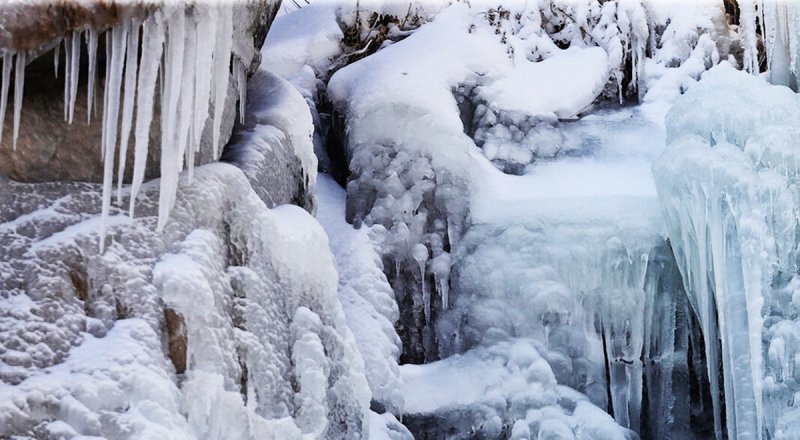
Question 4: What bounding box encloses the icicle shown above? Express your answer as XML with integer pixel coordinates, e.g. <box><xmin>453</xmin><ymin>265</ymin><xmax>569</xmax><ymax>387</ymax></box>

<box><xmin>0</xmin><ymin>53</ymin><xmax>12</xmax><ymax>145</ymax></box>
<box><xmin>412</xmin><ymin>244</ymin><xmax>430</xmax><ymax>323</ymax></box>
<box><xmin>157</xmin><ymin>6</ymin><xmax>186</xmax><ymax>232</ymax></box>
<box><xmin>63</xmin><ymin>39</ymin><xmax>70</xmax><ymax>121</ymax></box>
<box><xmin>189</xmin><ymin>4</ymin><xmax>217</xmax><ymax>180</ymax></box>
<box><xmin>99</xmin><ymin>22</ymin><xmax>129</xmax><ymax>252</ymax></box>
<box><xmin>439</xmin><ymin>276</ymin><xmax>449</xmax><ymax>310</ymax></box>
<box><xmin>235</xmin><ymin>59</ymin><xmax>246</xmax><ymax>125</ymax></box>
<box><xmin>211</xmin><ymin>4</ymin><xmax>233</xmax><ymax>159</ymax></box>
<box><xmin>176</xmin><ymin>16</ymin><xmax>197</xmax><ymax>180</ymax></box>
<box><xmin>86</xmin><ymin>29</ymin><xmax>98</xmax><ymax>123</ymax></box>
<box><xmin>54</xmin><ymin>42</ymin><xmax>60</xmax><ymax>79</ymax></box>
<box><xmin>12</xmin><ymin>51</ymin><xmax>26</xmax><ymax>151</ymax></box>
<box><xmin>116</xmin><ymin>18</ymin><xmax>141</xmax><ymax>204</ymax></box>
<box><xmin>738</xmin><ymin>0</ymin><xmax>761</xmax><ymax>74</ymax></box>
<box><xmin>101</xmin><ymin>31</ymin><xmax>111</xmax><ymax>160</ymax></box>
<box><xmin>129</xmin><ymin>12</ymin><xmax>165</xmax><ymax>216</ymax></box>
<box><xmin>159</xmin><ymin>51</ymin><xmax>166</xmax><ymax>106</ymax></box>
<box><xmin>67</xmin><ymin>32</ymin><xmax>81</xmax><ymax>124</ymax></box>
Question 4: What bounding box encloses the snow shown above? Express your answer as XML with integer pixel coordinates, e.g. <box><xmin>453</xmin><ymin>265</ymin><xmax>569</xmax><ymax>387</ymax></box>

<box><xmin>0</xmin><ymin>318</ymin><xmax>192</xmax><ymax>438</ymax></box>
<box><xmin>481</xmin><ymin>46</ymin><xmax>610</xmax><ymax>119</ymax></box>
<box><xmin>5</xmin><ymin>1</ymin><xmax>795</xmax><ymax>439</ymax></box>
<box><xmin>315</xmin><ymin>174</ymin><xmax>403</xmax><ymax>414</ymax></box>
<box><xmin>1</xmin><ymin>163</ymin><xmax>371</xmax><ymax>439</ymax></box>
<box><xmin>401</xmin><ymin>339</ymin><xmax>634</xmax><ymax>439</ymax></box>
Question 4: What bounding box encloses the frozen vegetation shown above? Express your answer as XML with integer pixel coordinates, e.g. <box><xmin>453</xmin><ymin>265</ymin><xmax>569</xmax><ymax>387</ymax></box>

<box><xmin>5</xmin><ymin>0</ymin><xmax>800</xmax><ymax>439</ymax></box>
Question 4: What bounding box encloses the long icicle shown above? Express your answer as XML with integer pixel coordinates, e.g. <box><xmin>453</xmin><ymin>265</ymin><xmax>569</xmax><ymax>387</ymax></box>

<box><xmin>116</xmin><ymin>18</ymin><xmax>141</xmax><ymax>204</ymax></box>
<box><xmin>99</xmin><ymin>22</ymin><xmax>129</xmax><ymax>252</ymax></box>
<box><xmin>211</xmin><ymin>3</ymin><xmax>232</xmax><ymax>160</ymax></box>
<box><xmin>54</xmin><ymin>42</ymin><xmax>60</xmax><ymax>78</ymax></box>
<box><xmin>12</xmin><ymin>51</ymin><xmax>26</xmax><ymax>150</ymax></box>
<box><xmin>0</xmin><ymin>53</ymin><xmax>12</xmax><ymax>145</ymax></box>
<box><xmin>101</xmin><ymin>31</ymin><xmax>111</xmax><ymax>160</ymax></box>
<box><xmin>67</xmin><ymin>31</ymin><xmax>81</xmax><ymax>124</ymax></box>
<box><xmin>129</xmin><ymin>12</ymin><xmax>165</xmax><ymax>216</ymax></box>
<box><xmin>86</xmin><ymin>29</ymin><xmax>98</xmax><ymax>123</ymax></box>
<box><xmin>157</xmin><ymin>6</ymin><xmax>186</xmax><ymax>232</ymax></box>
<box><xmin>188</xmin><ymin>4</ymin><xmax>216</xmax><ymax>181</ymax></box>
<box><xmin>63</xmin><ymin>39</ymin><xmax>71</xmax><ymax>121</ymax></box>
<box><xmin>235</xmin><ymin>59</ymin><xmax>246</xmax><ymax>124</ymax></box>
<box><xmin>177</xmin><ymin>10</ymin><xmax>198</xmax><ymax>181</ymax></box>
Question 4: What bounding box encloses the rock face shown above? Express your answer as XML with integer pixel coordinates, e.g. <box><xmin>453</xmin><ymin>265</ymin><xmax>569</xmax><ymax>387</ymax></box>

<box><xmin>0</xmin><ymin>0</ymin><xmax>279</xmax><ymax>183</ymax></box>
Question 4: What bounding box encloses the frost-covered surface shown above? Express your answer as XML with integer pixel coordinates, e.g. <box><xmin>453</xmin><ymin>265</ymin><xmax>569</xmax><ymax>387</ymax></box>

<box><xmin>654</xmin><ymin>62</ymin><xmax>800</xmax><ymax>440</ymax></box>
<box><xmin>260</xmin><ymin>3</ymin><xmax>343</xmax><ymax>171</ymax></box>
<box><xmin>7</xmin><ymin>0</ymin><xmax>796</xmax><ymax>439</ymax></box>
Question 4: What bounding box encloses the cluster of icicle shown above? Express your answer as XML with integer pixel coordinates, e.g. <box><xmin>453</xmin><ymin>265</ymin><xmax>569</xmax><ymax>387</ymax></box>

<box><xmin>0</xmin><ymin>3</ymin><xmax>248</xmax><ymax>251</ymax></box>
<box><xmin>739</xmin><ymin>0</ymin><xmax>800</xmax><ymax>89</ymax></box>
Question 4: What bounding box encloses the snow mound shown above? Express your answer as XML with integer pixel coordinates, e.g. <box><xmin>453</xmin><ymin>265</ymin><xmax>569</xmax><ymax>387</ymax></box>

<box><xmin>401</xmin><ymin>339</ymin><xmax>637</xmax><ymax>440</ymax></box>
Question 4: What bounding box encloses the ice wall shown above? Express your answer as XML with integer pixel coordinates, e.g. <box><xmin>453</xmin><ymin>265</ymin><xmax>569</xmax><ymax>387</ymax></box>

<box><xmin>655</xmin><ymin>62</ymin><xmax>800</xmax><ymax>440</ymax></box>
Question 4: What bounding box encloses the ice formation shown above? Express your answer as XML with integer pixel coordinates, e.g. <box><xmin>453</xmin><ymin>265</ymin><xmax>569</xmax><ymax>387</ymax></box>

<box><xmin>401</xmin><ymin>339</ymin><xmax>638</xmax><ymax>439</ymax></box>
<box><xmin>316</xmin><ymin>0</ymin><xmax>732</xmax><ymax>437</ymax></box>
<box><xmin>0</xmin><ymin>3</ymin><xmax>246</xmax><ymax>250</ymax></box>
<box><xmin>655</xmin><ymin>62</ymin><xmax>800</xmax><ymax>440</ymax></box>
<box><xmin>316</xmin><ymin>174</ymin><xmax>404</xmax><ymax>415</ymax></box>
<box><xmin>0</xmin><ymin>69</ymin><xmax>371</xmax><ymax>439</ymax></box>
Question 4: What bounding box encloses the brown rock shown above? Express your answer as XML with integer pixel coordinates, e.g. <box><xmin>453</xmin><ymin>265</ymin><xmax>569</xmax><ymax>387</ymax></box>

<box><xmin>164</xmin><ymin>307</ymin><xmax>187</xmax><ymax>374</ymax></box>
